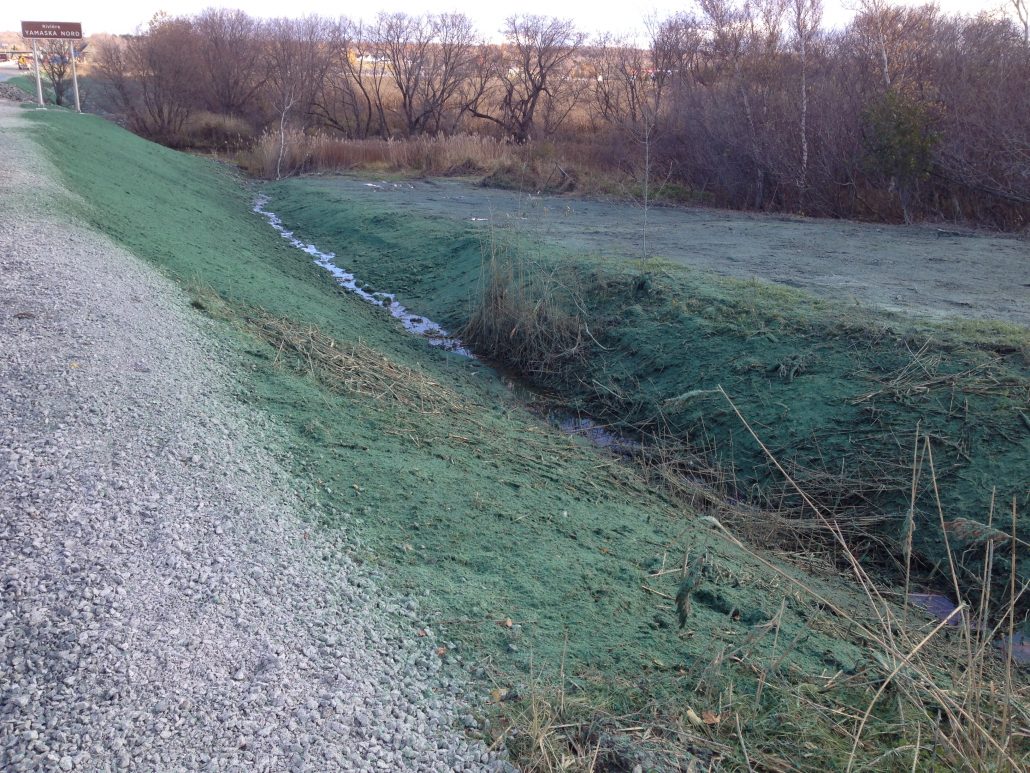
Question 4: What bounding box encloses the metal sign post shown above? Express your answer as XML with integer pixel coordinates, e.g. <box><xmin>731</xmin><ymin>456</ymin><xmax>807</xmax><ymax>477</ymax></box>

<box><xmin>31</xmin><ymin>39</ymin><xmax>43</xmax><ymax>107</ymax></box>
<box><xmin>69</xmin><ymin>41</ymin><xmax>81</xmax><ymax>113</ymax></box>
<box><xmin>20</xmin><ymin>21</ymin><xmax>84</xmax><ymax>111</ymax></box>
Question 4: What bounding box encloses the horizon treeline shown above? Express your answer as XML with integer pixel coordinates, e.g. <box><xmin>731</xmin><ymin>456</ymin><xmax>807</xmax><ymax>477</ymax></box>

<box><xmin>84</xmin><ymin>1</ymin><xmax>1030</xmax><ymax>228</ymax></box>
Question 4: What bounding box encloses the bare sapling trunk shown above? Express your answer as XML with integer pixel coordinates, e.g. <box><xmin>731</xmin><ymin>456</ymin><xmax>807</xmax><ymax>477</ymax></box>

<box><xmin>276</xmin><ymin>87</ymin><xmax>296</xmax><ymax>180</ymax></box>
<box><xmin>792</xmin><ymin>0</ymin><xmax>822</xmax><ymax>212</ymax></box>
<box><xmin>798</xmin><ymin>43</ymin><xmax>809</xmax><ymax>209</ymax></box>
<box><xmin>737</xmin><ymin>73</ymin><xmax>764</xmax><ymax>209</ymax></box>
<box><xmin>642</xmin><ymin>123</ymin><xmax>650</xmax><ymax>262</ymax></box>
<box><xmin>1014</xmin><ymin>0</ymin><xmax>1029</xmax><ymax>47</ymax></box>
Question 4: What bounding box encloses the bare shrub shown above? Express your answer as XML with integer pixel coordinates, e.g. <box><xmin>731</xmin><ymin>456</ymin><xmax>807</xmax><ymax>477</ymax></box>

<box><xmin>92</xmin><ymin>15</ymin><xmax>203</xmax><ymax>145</ymax></box>
<box><xmin>194</xmin><ymin>9</ymin><xmax>266</xmax><ymax>118</ymax></box>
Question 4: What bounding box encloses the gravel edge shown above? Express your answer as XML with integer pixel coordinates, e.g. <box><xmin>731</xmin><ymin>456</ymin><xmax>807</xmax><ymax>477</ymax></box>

<box><xmin>0</xmin><ymin>102</ymin><xmax>509</xmax><ymax>773</ymax></box>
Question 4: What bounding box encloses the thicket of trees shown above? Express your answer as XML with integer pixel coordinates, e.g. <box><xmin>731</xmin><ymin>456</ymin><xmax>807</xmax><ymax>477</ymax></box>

<box><xmin>92</xmin><ymin>2</ymin><xmax>1030</xmax><ymax>227</ymax></box>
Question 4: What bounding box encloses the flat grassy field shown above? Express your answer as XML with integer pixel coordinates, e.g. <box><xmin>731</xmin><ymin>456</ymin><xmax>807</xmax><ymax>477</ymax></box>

<box><xmin>268</xmin><ymin>176</ymin><xmax>1030</xmax><ymax>326</ymax></box>
<box><xmin>22</xmin><ymin>106</ymin><xmax>1028</xmax><ymax>770</ymax></box>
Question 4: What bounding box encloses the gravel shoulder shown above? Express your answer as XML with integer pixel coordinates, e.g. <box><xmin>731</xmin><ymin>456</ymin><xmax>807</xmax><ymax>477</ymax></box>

<box><xmin>0</xmin><ymin>102</ymin><xmax>501</xmax><ymax>771</ymax></box>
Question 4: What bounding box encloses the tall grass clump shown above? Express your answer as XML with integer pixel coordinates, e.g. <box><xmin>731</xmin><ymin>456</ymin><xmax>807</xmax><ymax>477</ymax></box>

<box><xmin>238</xmin><ymin>130</ymin><xmax>519</xmax><ymax>179</ymax></box>
<box><xmin>461</xmin><ymin>243</ymin><xmax>595</xmax><ymax>385</ymax></box>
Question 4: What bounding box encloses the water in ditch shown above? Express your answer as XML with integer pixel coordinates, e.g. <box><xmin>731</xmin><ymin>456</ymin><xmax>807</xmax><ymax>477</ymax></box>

<box><xmin>253</xmin><ymin>194</ymin><xmax>1028</xmax><ymax>660</ymax></box>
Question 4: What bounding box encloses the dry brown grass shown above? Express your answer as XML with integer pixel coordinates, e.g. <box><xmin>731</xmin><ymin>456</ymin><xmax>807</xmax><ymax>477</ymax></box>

<box><xmin>235</xmin><ymin>126</ymin><xmax>628</xmax><ymax>196</ymax></box>
<box><xmin>181</xmin><ymin>111</ymin><xmax>255</xmax><ymax>151</ymax></box>
<box><xmin>715</xmin><ymin>388</ymin><xmax>1030</xmax><ymax>771</ymax></box>
<box><xmin>238</xmin><ymin>129</ymin><xmax>521</xmax><ymax>179</ymax></box>
<box><xmin>247</xmin><ymin>311</ymin><xmax>463</xmax><ymax>415</ymax></box>
<box><xmin>490</xmin><ymin>655</ymin><xmax>724</xmax><ymax>772</ymax></box>
<box><xmin>489</xmin><ymin>377</ymin><xmax>1029</xmax><ymax>770</ymax></box>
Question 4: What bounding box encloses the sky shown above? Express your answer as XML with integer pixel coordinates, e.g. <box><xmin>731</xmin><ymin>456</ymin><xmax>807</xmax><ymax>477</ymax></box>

<box><xmin>1</xmin><ymin>0</ymin><xmax>1017</xmax><ymax>42</ymax></box>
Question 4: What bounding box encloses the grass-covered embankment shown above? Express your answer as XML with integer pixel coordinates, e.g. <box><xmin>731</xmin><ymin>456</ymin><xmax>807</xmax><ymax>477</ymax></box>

<box><xmin>19</xmin><ymin>106</ymin><xmax>1028</xmax><ymax>770</ymax></box>
<box><xmin>266</xmin><ymin>177</ymin><xmax>1030</xmax><ymax>617</ymax></box>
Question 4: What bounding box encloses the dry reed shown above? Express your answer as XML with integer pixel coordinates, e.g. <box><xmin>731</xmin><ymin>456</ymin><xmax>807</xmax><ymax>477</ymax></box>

<box><xmin>238</xmin><ymin>129</ymin><xmax>519</xmax><ymax>179</ymax></box>
<box><xmin>460</xmin><ymin>253</ymin><xmax>593</xmax><ymax>384</ymax></box>
<box><xmin>248</xmin><ymin>311</ymin><xmax>462</xmax><ymax>414</ymax></box>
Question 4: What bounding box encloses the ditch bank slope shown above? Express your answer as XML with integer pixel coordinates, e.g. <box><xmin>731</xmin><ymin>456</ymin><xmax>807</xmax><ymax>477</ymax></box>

<box><xmin>0</xmin><ymin>103</ymin><xmax>501</xmax><ymax>771</ymax></box>
<box><xmin>267</xmin><ymin>177</ymin><xmax>1030</xmax><ymax>616</ymax></box>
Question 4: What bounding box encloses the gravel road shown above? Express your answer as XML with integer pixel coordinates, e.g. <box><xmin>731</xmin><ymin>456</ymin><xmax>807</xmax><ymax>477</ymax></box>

<box><xmin>0</xmin><ymin>102</ymin><xmax>506</xmax><ymax>771</ymax></box>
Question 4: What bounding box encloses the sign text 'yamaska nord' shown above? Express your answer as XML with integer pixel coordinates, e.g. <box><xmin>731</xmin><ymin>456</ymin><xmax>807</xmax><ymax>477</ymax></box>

<box><xmin>20</xmin><ymin>21</ymin><xmax>83</xmax><ymax>40</ymax></box>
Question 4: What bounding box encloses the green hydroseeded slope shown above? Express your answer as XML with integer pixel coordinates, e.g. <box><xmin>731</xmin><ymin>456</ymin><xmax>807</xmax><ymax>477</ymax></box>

<box><xmin>21</xmin><ymin>108</ymin><xmax>1022</xmax><ymax>769</ymax></box>
<box><xmin>267</xmin><ymin>176</ymin><xmax>1030</xmax><ymax>614</ymax></box>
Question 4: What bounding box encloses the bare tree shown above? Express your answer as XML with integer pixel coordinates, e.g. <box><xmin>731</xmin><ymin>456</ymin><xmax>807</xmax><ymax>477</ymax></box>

<box><xmin>264</xmin><ymin>16</ymin><xmax>341</xmax><ymax>178</ymax></box>
<box><xmin>34</xmin><ymin>38</ymin><xmax>77</xmax><ymax>106</ymax></box>
<box><xmin>94</xmin><ymin>14</ymin><xmax>202</xmax><ymax>144</ymax></box>
<box><xmin>852</xmin><ymin>0</ymin><xmax>941</xmax><ymax>92</ymax></box>
<box><xmin>591</xmin><ymin>37</ymin><xmax>662</xmax><ymax>129</ymax></box>
<box><xmin>453</xmin><ymin>45</ymin><xmax>503</xmax><ymax>132</ymax></box>
<box><xmin>697</xmin><ymin>0</ymin><xmax>786</xmax><ymax>209</ymax></box>
<box><xmin>790</xmin><ymin>0</ymin><xmax>822</xmax><ymax>209</ymax></box>
<box><xmin>194</xmin><ymin>9</ymin><xmax>266</xmax><ymax>116</ymax></box>
<box><xmin>1013</xmin><ymin>0</ymin><xmax>1029</xmax><ymax>47</ymax></box>
<box><xmin>373</xmin><ymin>12</ymin><xmax>479</xmax><ymax>136</ymax></box>
<box><xmin>424</xmin><ymin>14</ymin><xmax>480</xmax><ymax>133</ymax></box>
<box><xmin>313</xmin><ymin>19</ymin><xmax>370</xmax><ymax>138</ymax></box>
<box><xmin>372</xmin><ymin>13</ymin><xmax>431</xmax><ymax>136</ymax></box>
<box><xmin>469</xmin><ymin>16</ymin><xmax>585</xmax><ymax>143</ymax></box>
<box><xmin>590</xmin><ymin>36</ymin><xmax>670</xmax><ymax>258</ymax></box>
<box><xmin>327</xmin><ymin>20</ymin><xmax>391</xmax><ymax>138</ymax></box>
<box><xmin>932</xmin><ymin>13</ymin><xmax>1030</xmax><ymax>211</ymax></box>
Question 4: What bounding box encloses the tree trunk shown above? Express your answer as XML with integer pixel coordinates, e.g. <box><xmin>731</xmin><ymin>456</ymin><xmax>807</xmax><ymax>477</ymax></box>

<box><xmin>276</xmin><ymin>89</ymin><xmax>295</xmax><ymax>181</ymax></box>
<box><xmin>798</xmin><ymin>37</ymin><xmax>809</xmax><ymax>211</ymax></box>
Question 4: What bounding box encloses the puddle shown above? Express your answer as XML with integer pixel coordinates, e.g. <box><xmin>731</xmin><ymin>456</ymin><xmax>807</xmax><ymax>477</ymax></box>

<box><xmin>556</xmin><ymin>415</ymin><xmax>640</xmax><ymax>458</ymax></box>
<box><xmin>253</xmin><ymin>195</ymin><xmax>471</xmax><ymax>356</ymax></box>
<box><xmin>908</xmin><ymin>592</ymin><xmax>1029</xmax><ymax>663</ymax></box>
<box><xmin>908</xmin><ymin>593</ymin><xmax>970</xmax><ymax>626</ymax></box>
<box><xmin>999</xmin><ymin>631</ymin><xmax>1030</xmax><ymax>664</ymax></box>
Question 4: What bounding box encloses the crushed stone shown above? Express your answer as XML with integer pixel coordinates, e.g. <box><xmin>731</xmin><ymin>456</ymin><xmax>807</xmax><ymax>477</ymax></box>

<box><xmin>0</xmin><ymin>102</ymin><xmax>510</xmax><ymax>772</ymax></box>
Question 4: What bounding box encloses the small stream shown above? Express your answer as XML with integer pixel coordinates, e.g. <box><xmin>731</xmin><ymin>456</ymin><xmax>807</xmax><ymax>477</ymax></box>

<box><xmin>254</xmin><ymin>195</ymin><xmax>471</xmax><ymax>356</ymax></box>
<box><xmin>253</xmin><ymin>193</ymin><xmax>636</xmax><ymax>455</ymax></box>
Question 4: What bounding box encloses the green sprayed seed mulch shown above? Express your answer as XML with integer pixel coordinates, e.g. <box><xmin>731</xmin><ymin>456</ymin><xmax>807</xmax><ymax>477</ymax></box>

<box><xmin>19</xmin><ymin>107</ymin><xmax>1027</xmax><ymax>770</ymax></box>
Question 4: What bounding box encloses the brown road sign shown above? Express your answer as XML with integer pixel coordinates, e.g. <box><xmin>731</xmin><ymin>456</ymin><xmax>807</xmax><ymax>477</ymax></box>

<box><xmin>21</xmin><ymin>21</ymin><xmax>83</xmax><ymax>40</ymax></box>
